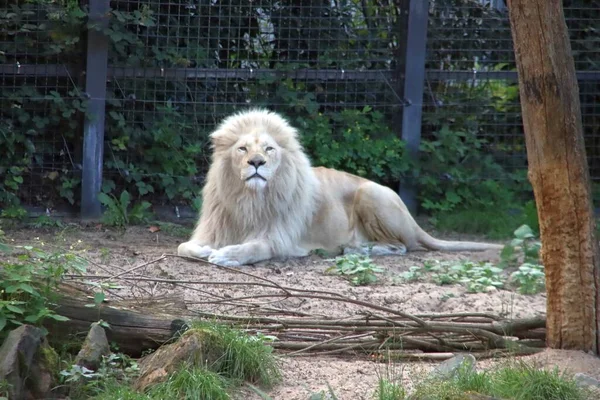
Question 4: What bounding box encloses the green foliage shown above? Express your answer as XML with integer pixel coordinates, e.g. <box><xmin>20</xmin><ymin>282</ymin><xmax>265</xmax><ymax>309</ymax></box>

<box><xmin>61</xmin><ymin>352</ymin><xmax>140</xmax><ymax>400</ymax></box>
<box><xmin>510</xmin><ymin>263</ymin><xmax>546</xmax><ymax>295</ymax></box>
<box><xmin>410</xmin><ymin>360</ymin><xmax>592</xmax><ymax>400</ymax></box>
<box><xmin>326</xmin><ymin>254</ymin><xmax>385</xmax><ymax>286</ymax></box>
<box><xmin>0</xmin><ymin>205</ymin><xmax>28</xmax><ymax>220</ymax></box>
<box><xmin>400</xmin><ymin>225</ymin><xmax>546</xmax><ymax>295</ymax></box>
<box><xmin>374</xmin><ymin>378</ymin><xmax>405</xmax><ymax>400</ymax></box>
<box><xmin>31</xmin><ymin>215</ymin><xmax>64</xmax><ymax>229</ymax></box>
<box><xmin>98</xmin><ymin>190</ymin><xmax>152</xmax><ymax>227</ymax></box>
<box><xmin>297</xmin><ymin>107</ymin><xmax>410</xmax><ymax>186</ymax></box>
<box><xmin>190</xmin><ymin>322</ymin><xmax>281</xmax><ymax>388</ymax></box>
<box><xmin>147</xmin><ymin>367</ymin><xmax>232</xmax><ymax>400</ymax></box>
<box><xmin>0</xmin><ymin>243</ymin><xmax>86</xmax><ymax>339</ymax></box>
<box><xmin>401</xmin><ymin>260</ymin><xmax>504</xmax><ymax>293</ymax></box>
<box><xmin>432</xmin><ymin>208</ymin><xmax>525</xmax><ymax>240</ymax></box>
<box><xmin>500</xmin><ymin>224</ymin><xmax>542</xmax><ymax>268</ymax></box>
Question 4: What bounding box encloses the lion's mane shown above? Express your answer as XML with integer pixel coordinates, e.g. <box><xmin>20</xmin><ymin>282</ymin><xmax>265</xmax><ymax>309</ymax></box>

<box><xmin>191</xmin><ymin>109</ymin><xmax>320</xmax><ymax>254</ymax></box>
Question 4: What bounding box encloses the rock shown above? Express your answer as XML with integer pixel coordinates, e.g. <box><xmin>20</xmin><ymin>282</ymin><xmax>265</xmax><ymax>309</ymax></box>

<box><xmin>75</xmin><ymin>322</ymin><xmax>110</xmax><ymax>370</ymax></box>
<box><xmin>428</xmin><ymin>353</ymin><xmax>476</xmax><ymax>380</ymax></box>
<box><xmin>574</xmin><ymin>372</ymin><xmax>600</xmax><ymax>389</ymax></box>
<box><xmin>133</xmin><ymin>329</ymin><xmax>221</xmax><ymax>392</ymax></box>
<box><xmin>0</xmin><ymin>325</ymin><xmax>58</xmax><ymax>400</ymax></box>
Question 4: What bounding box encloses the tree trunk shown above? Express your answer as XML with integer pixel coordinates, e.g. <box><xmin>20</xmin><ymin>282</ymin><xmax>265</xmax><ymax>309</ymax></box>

<box><xmin>507</xmin><ymin>0</ymin><xmax>600</xmax><ymax>352</ymax></box>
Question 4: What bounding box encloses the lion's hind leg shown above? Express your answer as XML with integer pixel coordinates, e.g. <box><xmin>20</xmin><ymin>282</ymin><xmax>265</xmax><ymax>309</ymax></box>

<box><xmin>352</xmin><ymin>181</ymin><xmax>425</xmax><ymax>252</ymax></box>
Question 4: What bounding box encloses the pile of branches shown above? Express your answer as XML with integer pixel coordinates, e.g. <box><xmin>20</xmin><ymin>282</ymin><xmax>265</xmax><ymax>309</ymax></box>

<box><xmin>59</xmin><ymin>254</ymin><xmax>547</xmax><ymax>361</ymax></box>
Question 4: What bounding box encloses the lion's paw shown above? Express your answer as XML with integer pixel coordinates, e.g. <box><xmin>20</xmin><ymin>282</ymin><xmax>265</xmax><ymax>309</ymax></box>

<box><xmin>178</xmin><ymin>242</ymin><xmax>214</xmax><ymax>259</ymax></box>
<box><xmin>208</xmin><ymin>246</ymin><xmax>244</xmax><ymax>267</ymax></box>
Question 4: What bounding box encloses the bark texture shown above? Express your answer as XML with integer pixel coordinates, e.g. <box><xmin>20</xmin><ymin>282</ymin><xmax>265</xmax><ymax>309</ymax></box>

<box><xmin>507</xmin><ymin>0</ymin><xmax>600</xmax><ymax>352</ymax></box>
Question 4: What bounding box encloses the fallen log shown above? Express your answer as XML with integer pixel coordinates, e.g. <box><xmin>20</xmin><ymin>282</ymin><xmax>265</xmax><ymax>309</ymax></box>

<box><xmin>45</xmin><ymin>295</ymin><xmax>190</xmax><ymax>357</ymax></box>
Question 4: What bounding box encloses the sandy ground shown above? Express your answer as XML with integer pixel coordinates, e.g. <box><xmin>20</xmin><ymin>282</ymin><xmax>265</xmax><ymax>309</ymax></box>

<box><xmin>5</xmin><ymin>221</ymin><xmax>600</xmax><ymax>399</ymax></box>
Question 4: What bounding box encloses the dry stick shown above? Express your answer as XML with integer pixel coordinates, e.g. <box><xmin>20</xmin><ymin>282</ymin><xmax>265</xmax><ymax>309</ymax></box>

<box><xmin>189</xmin><ymin>292</ymin><xmax>427</xmax><ymax>327</ymax></box>
<box><xmin>174</xmin><ymin>254</ymin><xmax>294</xmax><ymax>296</ymax></box>
<box><xmin>66</xmin><ymin>273</ymin><xmax>427</xmax><ymax>326</ymax></box>
<box><xmin>101</xmin><ymin>254</ymin><xmax>168</xmax><ymax>282</ymax></box>
<box><xmin>63</xmin><ymin>259</ymin><xmax>545</xmax><ymax>356</ymax></box>
<box><xmin>77</xmin><ymin>274</ymin><xmax>544</xmax><ymax>345</ymax></box>
<box><xmin>284</xmin><ymin>332</ymin><xmax>376</xmax><ymax>356</ymax></box>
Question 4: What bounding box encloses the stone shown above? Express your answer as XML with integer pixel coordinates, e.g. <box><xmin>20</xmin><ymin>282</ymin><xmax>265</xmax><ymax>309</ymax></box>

<box><xmin>428</xmin><ymin>353</ymin><xmax>476</xmax><ymax>380</ymax></box>
<box><xmin>574</xmin><ymin>372</ymin><xmax>600</xmax><ymax>389</ymax></box>
<box><xmin>75</xmin><ymin>322</ymin><xmax>111</xmax><ymax>371</ymax></box>
<box><xmin>0</xmin><ymin>325</ymin><xmax>57</xmax><ymax>400</ymax></box>
<box><xmin>133</xmin><ymin>329</ymin><xmax>219</xmax><ymax>392</ymax></box>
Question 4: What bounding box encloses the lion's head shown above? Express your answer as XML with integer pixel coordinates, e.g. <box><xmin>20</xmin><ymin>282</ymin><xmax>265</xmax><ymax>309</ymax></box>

<box><xmin>195</xmin><ymin>109</ymin><xmax>320</xmax><ymax>250</ymax></box>
<box><xmin>208</xmin><ymin>108</ymin><xmax>307</xmax><ymax>192</ymax></box>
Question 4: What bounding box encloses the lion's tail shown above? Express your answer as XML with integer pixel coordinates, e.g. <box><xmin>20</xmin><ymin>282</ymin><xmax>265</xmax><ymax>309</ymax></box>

<box><xmin>416</xmin><ymin>228</ymin><xmax>504</xmax><ymax>252</ymax></box>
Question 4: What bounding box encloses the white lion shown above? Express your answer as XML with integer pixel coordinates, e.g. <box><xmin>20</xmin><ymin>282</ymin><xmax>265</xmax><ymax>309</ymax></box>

<box><xmin>177</xmin><ymin>108</ymin><xmax>503</xmax><ymax>267</ymax></box>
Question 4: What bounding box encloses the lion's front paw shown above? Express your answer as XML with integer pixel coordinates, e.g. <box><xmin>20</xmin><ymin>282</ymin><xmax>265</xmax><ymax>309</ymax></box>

<box><xmin>178</xmin><ymin>242</ymin><xmax>214</xmax><ymax>259</ymax></box>
<box><xmin>208</xmin><ymin>245</ymin><xmax>246</xmax><ymax>267</ymax></box>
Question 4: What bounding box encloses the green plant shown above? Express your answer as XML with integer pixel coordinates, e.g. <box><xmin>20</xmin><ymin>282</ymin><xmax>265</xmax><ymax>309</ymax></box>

<box><xmin>401</xmin><ymin>260</ymin><xmax>505</xmax><ymax>293</ymax></box>
<box><xmin>31</xmin><ymin>215</ymin><xmax>64</xmax><ymax>229</ymax></box>
<box><xmin>62</xmin><ymin>352</ymin><xmax>141</xmax><ymax>399</ymax></box>
<box><xmin>98</xmin><ymin>190</ymin><xmax>152</xmax><ymax>227</ymax></box>
<box><xmin>374</xmin><ymin>378</ymin><xmax>405</xmax><ymax>400</ymax></box>
<box><xmin>0</xmin><ymin>205</ymin><xmax>27</xmax><ymax>220</ymax></box>
<box><xmin>500</xmin><ymin>225</ymin><xmax>546</xmax><ymax>294</ymax></box>
<box><xmin>297</xmin><ymin>107</ymin><xmax>411</xmax><ymax>187</ymax></box>
<box><xmin>308</xmin><ymin>383</ymin><xmax>339</xmax><ymax>400</ymax></box>
<box><xmin>153</xmin><ymin>222</ymin><xmax>192</xmax><ymax>238</ymax></box>
<box><xmin>510</xmin><ymin>263</ymin><xmax>546</xmax><ymax>295</ymax></box>
<box><xmin>148</xmin><ymin>366</ymin><xmax>231</xmax><ymax>400</ymax></box>
<box><xmin>500</xmin><ymin>224</ymin><xmax>542</xmax><ymax>268</ymax></box>
<box><xmin>326</xmin><ymin>254</ymin><xmax>385</xmax><ymax>286</ymax></box>
<box><xmin>0</xmin><ymin>244</ymin><xmax>87</xmax><ymax>338</ymax></box>
<box><xmin>431</xmin><ymin>208</ymin><xmax>524</xmax><ymax>240</ymax></box>
<box><xmin>410</xmin><ymin>359</ymin><xmax>592</xmax><ymax>400</ymax></box>
<box><xmin>398</xmin><ymin>266</ymin><xmax>425</xmax><ymax>283</ymax></box>
<box><xmin>190</xmin><ymin>322</ymin><xmax>281</xmax><ymax>388</ymax></box>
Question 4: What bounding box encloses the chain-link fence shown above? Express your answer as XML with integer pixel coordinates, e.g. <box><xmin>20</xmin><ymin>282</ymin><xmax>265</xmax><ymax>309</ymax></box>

<box><xmin>1</xmin><ymin>0</ymin><xmax>599</xmax><ymax>216</ymax></box>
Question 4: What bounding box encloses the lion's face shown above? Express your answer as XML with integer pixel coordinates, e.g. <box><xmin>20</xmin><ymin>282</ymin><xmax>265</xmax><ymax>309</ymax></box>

<box><xmin>232</xmin><ymin>132</ymin><xmax>282</xmax><ymax>191</ymax></box>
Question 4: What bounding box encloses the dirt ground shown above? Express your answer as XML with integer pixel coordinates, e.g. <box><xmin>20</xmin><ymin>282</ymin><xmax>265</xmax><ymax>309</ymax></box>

<box><xmin>5</xmin><ymin>221</ymin><xmax>600</xmax><ymax>399</ymax></box>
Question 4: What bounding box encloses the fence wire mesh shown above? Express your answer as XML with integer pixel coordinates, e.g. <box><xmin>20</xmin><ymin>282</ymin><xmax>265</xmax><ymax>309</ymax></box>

<box><xmin>1</xmin><ymin>0</ymin><xmax>599</xmax><ymax>211</ymax></box>
<box><xmin>424</xmin><ymin>0</ymin><xmax>600</xmax><ymax>181</ymax></box>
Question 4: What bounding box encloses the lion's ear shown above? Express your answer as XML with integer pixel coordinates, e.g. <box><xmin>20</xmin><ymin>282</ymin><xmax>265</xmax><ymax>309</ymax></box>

<box><xmin>210</xmin><ymin>129</ymin><xmax>239</xmax><ymax>152</ymax></box>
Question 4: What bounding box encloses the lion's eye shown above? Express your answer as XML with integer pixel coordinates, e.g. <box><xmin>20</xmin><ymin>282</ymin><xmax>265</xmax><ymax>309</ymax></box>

<box><xmin>265</xmin><ymin>146</ymin><xmax>275</xmax><ymax>152</ymax></box>
<box><xmin>238</xmin><ymin>146</ymin><xmax>247</xmax><ymax>152</ymax></box>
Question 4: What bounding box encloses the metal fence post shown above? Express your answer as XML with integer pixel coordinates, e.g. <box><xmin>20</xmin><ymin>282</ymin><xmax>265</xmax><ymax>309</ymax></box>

<box><xmin>81</xmin><ymin>0</ymin><xmax>109</xmax><ymax>219</ymax></box>
<box><xmin>398</xmin><ymin>0</ymin><xmax>429</xmax><ymax>215</ymax></box>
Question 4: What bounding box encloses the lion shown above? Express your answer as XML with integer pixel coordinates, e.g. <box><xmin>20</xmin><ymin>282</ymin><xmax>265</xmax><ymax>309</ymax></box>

<box><xmin>177</xmin><ymin>108</ymin><xmax>503</xmax><ymax>267</ymax></box>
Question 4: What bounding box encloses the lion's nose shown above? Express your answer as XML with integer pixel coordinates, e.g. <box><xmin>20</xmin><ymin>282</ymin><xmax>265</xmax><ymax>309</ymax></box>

<box><xmin>248</xmin><ymin>155</ymin><xmax>266</xmax><ymax>168</ymax></box>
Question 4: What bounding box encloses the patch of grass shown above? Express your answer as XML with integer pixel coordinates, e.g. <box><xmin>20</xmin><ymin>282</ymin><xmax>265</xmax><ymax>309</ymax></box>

<box><xmin>153</xmin><ymin>221</ymin><xmax>192</xmax><ymax>238</ymax></box>
<box><xmin>325</xmin><ymin>254</ymin><xmax>384</xmax><ymax>286</ymax></box>
<box><xmin>91</xmin><ymin>383</ymin><xmax>149</xmax><ymax>400</ymax></box>
<box><xmin>431</xmin><ymin>200</ymin><xmax>542</xmax><ymax>241</ymax></box>
<box><xmin>374</xmin><ymin>377</ymin><xmax>405</xmax><ymax>400</ymax></box>
<box><xmin>148</xmin><ymin>366</ymin><xmax>232</xmax><ymax>400</ymax></box>
<box><xmin>490</xmin><ymin>361</ymin><xmax>588</xmax><ymax>400</ymax></box>
<box><xmin>190</xmin><ymin>322</ymin><xmax>281</xmax><ymax>388</ymax></box>
<box><xmin>411</xmin><ymin>360</ymin><xmax>592</xmax><ymax>400</ymax></box>
<box><xmin>431</xmin><ymin>208</ymin><xmax>523</xmax><ymax>240</ymax></box>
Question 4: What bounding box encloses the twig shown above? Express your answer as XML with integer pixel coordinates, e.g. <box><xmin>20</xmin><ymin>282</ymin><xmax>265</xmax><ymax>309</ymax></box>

<box><xmin>101</xmin><ymin>254</ymin><xmax>168</xmax><ymax>282</ymax></box>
